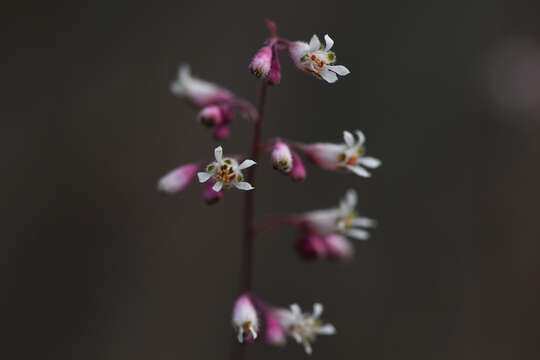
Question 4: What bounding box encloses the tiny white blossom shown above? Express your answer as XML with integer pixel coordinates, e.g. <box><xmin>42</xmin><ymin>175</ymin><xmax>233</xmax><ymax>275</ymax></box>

<box><xmin>232</xmin><ymin>294</ymin><xmax>259</xmax><ymax>344</ymax></box>
<box><xmin>197</xmin><ymin>146</ymin><xmax>256</xmax><ymax>191</ymax></box>
<box><xmin>276</xmin><ymin>303</ymin><xmax>336</xmax><ymax>355</ymax></box>
<box><xmin>304</xmin><ymin>189</ymin><xmax>376</xmax><ymax>241</ymax></box>
<box><xmin>288</xmin><ymin>34</ymin><xmax>350</xmax><ymax>83</ymax></box>
<box><xmin>301</xmin><ymin>130</ymin><xmax>381</xmax><ymax>177</ymax></box>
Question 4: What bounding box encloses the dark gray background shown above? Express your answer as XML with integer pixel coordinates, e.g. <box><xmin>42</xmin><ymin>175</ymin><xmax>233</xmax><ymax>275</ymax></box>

<box><xmin>3</xmin><ymin>0</ymin><xmax>540</xmax><ymax>359</ymax></box>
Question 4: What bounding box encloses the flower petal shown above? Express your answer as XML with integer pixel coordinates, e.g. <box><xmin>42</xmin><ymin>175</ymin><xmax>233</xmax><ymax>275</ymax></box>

<box><xmin>197</xmin><ymin>172</ymin><xmax>212</xmax><ymax>183</ymax></box>
<box><xmin>351</xmin><ymin>216</ymin><xmax>376</xmax><ymax>228</ymax></box>
<box><xmin>212</xmin><ymin>181</ymin><xmax>223</xmax><ymax>192</ymax></box>
<box><xmin>303</xmin><ymin>341</ymin><xmax>313</xmax><ymax>355</ymax></box>
<box><xmin>313</xmin><ymin>303</ymin><xmax>323</xmax><ymax>318</ymax></box>
<box><xmin>316</xmin><ymin>324</ymin><xmax>336</xmax><ymax>335</ymax></box>
<box><xmin>290</xmin><ymin>303</ymin><xmax>301</xmax><ymax>316</ymax></box>
<box><xmin>324</xmin><ymin>34</ymin><xmax>334</xmax><ymax>51</ymax></box>
<box><xmin>359</xmin><ymin>156</ymin><xmax>381</xmax><ymax>169</ymax></box>
<box><xmin>345</xmin><ymin>189</ymin><xmax>357</xmax><ymax>208</ymax></box>
<box><xmin>235</xmin><ymin>182</ymin><xmax>254</xmax><ymax>191</ymax></box>
<box><xmin>327</xmin><ymin>65</ymin><xmax>350</xmax><ymax>76</ymax></box>
<box><xmin>343</xmin><ymin>131</ymin><xmax>355</xmax><ymax>147</ymax></box>
<box><xmin>347</xmin><ymin>228</ymin><xmax>370</xmax><ymax>240</ymax></box>
<box><xmin>309</xmin><ymin>34</ymin><xmax>321</xmax><ymax>51</ymax></box>
<box><xmin>238</xmin><ymin>159</ymin><xmax>256</xmax><ymax>170</ymax></box>
<box><xmin>355</xmin><ymin>130</ymin><xmax>366</xmax><ymax>145</ymax></box>
<box><xmin>214</xmin><ymin>146</ymin><xmax>223</xmax><ymax>162</ymax></box>
<box><xmin>346</xmin><ymin>165</ymin><xmax>371</xmax><ymax>177</ymax></box>
<box><xmin>319</xmin><ymin>68</ymin><xmax>338</xmax><ymax>83</ymax></box>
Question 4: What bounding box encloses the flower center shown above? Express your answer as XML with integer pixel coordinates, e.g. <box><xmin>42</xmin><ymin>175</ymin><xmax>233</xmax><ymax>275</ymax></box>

<box><xmin>215</xmin><ymin>164</ymin><xmax>234</xmax><ymax>183</ymax></box>
<box><xmin>310</xmin><ymin>54</ymin><xmax>326</xmax><ymax>68</ymax></box>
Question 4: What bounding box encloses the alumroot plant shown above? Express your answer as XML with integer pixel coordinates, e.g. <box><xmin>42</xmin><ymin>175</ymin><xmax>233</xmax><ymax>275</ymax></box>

<box><xmin>158</xmin><ymin>20</ymin><xmax>381</xmax><ymax>357</ymax></box>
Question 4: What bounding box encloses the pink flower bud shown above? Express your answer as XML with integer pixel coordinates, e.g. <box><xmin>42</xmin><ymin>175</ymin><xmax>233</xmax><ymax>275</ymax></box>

<box><xmin>289</xmin><ymin>150</ymin><xmax>306</xmax><ymax>181</ymax></box>
<box><xmin>197</xmin><ymin>105</ymin><xmax>223</xmax><ymax>127</ymax></box>
<box><xmin>271</xmin><ymin>140</ymin><xmax>293</xmax><ymax>173</ymax></box>
<box><xmin>324</xmin><ymin>234</ymin><xmax>354</xmax><ymax>260</ymax></box>
<box><xmin>213</xmin><ymin>124</ymin><xmax>230</xmax><ymax>140</ymax></box>
<box><xmin>264</xmin><ymin>309</ymin><xmax>286</xmax><ymax>345</ymax></box>
<box><xmin>249</xmin><ymin>46</ymin><xmax>273</xmax><ymax>79</ymax></box>
<box><xmin>157</xmin><ymin>163</ymin><xmax>199</xmax><ymax>194</ymax></box>
<box><xmin>203</xmin><ymin>180</ymin><xmax>222</xmax><ymax>204</ymax></box>
<box><xmin>296</xmin><ymin>231</ymin><xmax>327</xmax><ymax>259</ymax></box>
<box><xmin>266</xmin><ymin>46</ymin><xmax>281</xmax><ymax>85</ymax></box>
<box><xmin>232</xmin><ymin>294</ymin><xmax>259</xmax><ymax>344</ymax></box>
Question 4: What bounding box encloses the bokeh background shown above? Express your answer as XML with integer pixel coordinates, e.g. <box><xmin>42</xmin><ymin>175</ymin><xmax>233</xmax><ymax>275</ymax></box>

<box><xmin>3</xmin><ymin>0</ymin><xmax>540</xmax><ymax>359</ymax></box>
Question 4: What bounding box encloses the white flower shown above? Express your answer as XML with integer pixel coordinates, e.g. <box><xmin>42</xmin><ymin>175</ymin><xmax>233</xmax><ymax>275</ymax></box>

<box><xmin>302</xmin><ymin>130</ymin><xmax>381</xmax><ymax>177</ymax></box>
<box><xmin>232</xmin><ymin>294</ymin><xmax>259</xmax><ymax>344</ymax></box>
<box><xmin>271</xmin><ymin>140</ymin><xmax>293</xmax><ymax>173</ymax></box>
<box><xmin>276</xmin><ymin>303</ymin><xmax>336</xmax><ymax>355</ymax></box>
<box><xmin>304</xmin><ymin>189</ymin><xmax>376</xmax><ymax>240</ymax></box>
<box><xmin>197</xmin><ymin>146</ymin><xmax>256</xmax><ymax>191</ymax></box>
<box><xmin>157</xmin><ymin>163</ymin><xmax>199</xmax><ymax>194</ymax></box>
<box><xmin>170</xmin><ymin>64</ymin><xmax>233</xmax><ymax>107</ymax></box>
<box><xmin>288</xmin><ymin>34</ymin><xmax>350</xmax><ymax>83</ymax></box>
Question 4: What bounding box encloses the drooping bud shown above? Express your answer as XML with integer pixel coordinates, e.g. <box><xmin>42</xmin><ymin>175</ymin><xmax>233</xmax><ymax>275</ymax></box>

<box><xmin>266</xmin><ymin>46</ymin><xmax>281</xmax><ymax>85</ymax></box>
<box><xmin>271</xmin><ymin>139</ymin><xmax>293</xmax><ymax>173</ymax></box>
<box><xmin>289</xmin><ymin>150</ymin><xmax>306</xmax><ymax>181</ymax></box>
<box><xmin>264</xmin><ymin>309</ymin><xmax>286</xmax><ymax>345</ymax></box>
<box><xmin>324</xmin><ymin>234</ymin><xmax>354</xmax><ymax>260</ymax></box>
<box><xmin>295</xmin><ymin>231</ymin><xmax>327</xmax><ymax>259</ymax></box>
<box><xmin>157</xmin><ymin>163</ymin><xmax>199</xmax><ymax>194</ymax></box>
<box><xmin>232</xmin><ymin>294</ymin><xmax>259</xmax><ymax>344</ymax></box>
<box><xmin>249</xmin><ymin>46</ymin><xmax>273</xmax><ymax>79</ymax></box>
<box><xmin>197</xmin><ymin>105</ymin><xmax>223</xmax><ymax>127</ymax></box>
<box><xmin>203</xmin><ymin>180</ymin><xmax>222</xmax><ymax>204</ymax></box>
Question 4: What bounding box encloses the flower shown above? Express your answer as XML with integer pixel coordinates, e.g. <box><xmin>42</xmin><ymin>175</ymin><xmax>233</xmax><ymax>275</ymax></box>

<box><xmin>232</xmin><ymin>294</ymin><xmax>259</xmax><ymax>344</ymax></box>
<box><xmin>299</xmin><ymin>130</ymin><xmax>381</xmax><ymax>177</ymax></box>
<box><xmin>249</xmin><ymin>46</ymin><xmax>273</xmax><ymax>79</ymax></box>
<box><xmin>157</xmin><ymin>163</ymin><xmax>199</xmax><ymax>194</ymax></box>
<box><xmin>271</xmin><ymin>139</ymin><xmax>293</xmax><ymax>173</ymax></box>
<box><xmin>302</xmin><ymin>189</ymin><xmax>376</xmax><ymax>240</ymax></box>
<box><xmin>324</xmin><ymin>233</ymin><xmax>354</xmax><ymax>259</ymax></box>
<box><xmin>289</xmin><ymin>150</ymin><xmax>307</xmax><ymax>181</ymax></box>
<box><xmin>170</xmin><ymin>64</ymin><xmax>233</xmax><ymax>107</ymax></box>
<box><xmin>288</xmin><ymin>34</ymin><xmax>350</xmax><ymax>83</ymax></box>
<box><xmin>264</xmin><ymin>308</ymin><xmax>287</xmax><ymax>345</ymax></box>
<box><xmin>197</xmin><ymin>146</ymin><xmax>256</xmax><ymax>191</ymax></box>
<box><xmin>197</xmin><ymin>105</ymin><xmax>223</xmax><ymax>127</ymax></box>
<box><xmin>276</xmin><ymin>303</ymin><xmax>336</xmax><ymax>354</ymax></box>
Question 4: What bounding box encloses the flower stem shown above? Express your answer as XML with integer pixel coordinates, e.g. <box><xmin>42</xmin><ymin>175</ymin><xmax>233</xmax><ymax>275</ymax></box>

<box><xmin>230</xmin><ymin>81</ymin><xmax>268</xmax><ymax>360</ymax></box>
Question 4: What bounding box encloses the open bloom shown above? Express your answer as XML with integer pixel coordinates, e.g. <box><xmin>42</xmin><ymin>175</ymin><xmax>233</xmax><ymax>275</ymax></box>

<box><xmin>197</xmin><ymin>146</ymin><xmax>256</xmax><ymax>191</ymax></box>
<box><xmin>288</xmin><ymin>34</ymin><xmax>350</xmax><ymax>83</ymax></box>
<box><xmin>232</xmin><ymin>294</ymin><xmax>259</xmax><ymax>344</ymax></box>
<box><xmin>276</xmin><ymin>303</ymin><xmax>336</xmax><ymax>355</ymax></box>
<box><xmin>157</xmin><ymin>163</ymin><xmax>199</xmax><ymax>194</ymax></box>
<box><xmin>302</xmin><ymin>189</ymin><xmax>376</xmax><ymax>240</ymax></box>
<box><xmin>170</xmin><ymin>64</ymin><xmax>233</xmax><ymax>107</ymax></box>
<box><xmin>299</xmin><ymin>130</ymin><xmax>381</xmax><ymax>177</ymax></box>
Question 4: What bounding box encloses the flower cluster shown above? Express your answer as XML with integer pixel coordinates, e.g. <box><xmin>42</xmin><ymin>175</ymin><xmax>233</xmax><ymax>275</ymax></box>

<box><xmin>159</xmin><ymin>20</ymin><xmax>382</xmax><ymax>356</ymax></box>
<box><xmin>232</xmin><ymin>293</ymin><xmax>335</xmax><ymax>355</ymax></box>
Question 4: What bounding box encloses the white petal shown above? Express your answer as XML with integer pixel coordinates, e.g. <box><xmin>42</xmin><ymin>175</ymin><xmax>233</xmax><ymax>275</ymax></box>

<box><xmin>238</xmin><ymin>159</ymin><xmax>256</xmax><ymax>170</ymax></box>
<box><xmin>313</xmin><ymin>303</ymin><xmax>323</xmax><ymax>318</ymax></box>
<box><xmin>197</xmin><ymin>172</ymin><xmax>212</xmax><ymax>183</ymax></box>
<box><xmin>235</xmin><ymin>182</ymin><xmax>254</xmax><ymax>191</ymax></box>
<box><xmin>290</xmin><ymin>303</ymin><xmax>301</xmax><ymax>316</ymax></box>
<box><xmin>212</xmin><ymin>181</ymin><xmax>223</xmax><ymax>192</ymax></box>
<box><xmin>214</xmin><ymin>146</ymin><xmax>223</xmax><ymax>162</ymax></box>
<box><xmin>359</xmin><ymin>156</ymin><xmax>381</xmax><ymax>169</ymax></box>
<box><xmin>351</xmin><ymin>216</ymin><xmax>376</xmax><ymax>228</ymax></box>
<box><xmin>237</xmin><ymin>329</ymin><xmax>244</xmax><ymax>343</ymax></box>
<box><xmin>292</xmin><ymin>332</ymin><xmax>302</xmax><ymax>344</ymax></box>
<box><xmin>345</xmin><ymin>189</ymin><xmax>357</xmax><ymax>208</ymax></box>
<box><xmin>343</xmin><ymin>131</ymin><xmax>355</xmax><ymax>147</ymax></box>
<box><xmin>309</xmin><ymin>34</ymin><xmax>321</xmax><ymax>51</ymax></box>
<box><xmin>316</xmin><ymin>324</ymin><xmax>336</xmax><ymax>335</ymax></box>
<box><xmin>249</xmin><ymin>325</ymin><xmax>258</xmax><ymax>339</ymax></box>
<box><xmin>347</xmin><ymin>228</ymin><xmax>370</xmax><ymax>240</ymax></box>
<box><xmin>319</xmin><ymin>68</ymin><xmax>338</xmax><ymax>83</ymax></box>
<box><xmin>346</xmin><ymin>165</ymin><xmax>371</xmax><ymax>177</ymax></box>
<box><xmin>355</xmin><ymin>130</ymin><xmax>366</xmax><ymax>145</ymax></box>
<box><xmin>303</xmin><ymin>341</ymin><xmax>313</xmax><ymax>355</ymax></box>
<box><xmin>327</xmin><ymin>65</ymin><xmax>350</xmax><ymax>76</ymax></box>
<box><xmin>324</xmin><ymin>34</ymin><xmax>334</xmax><ymax>51</ymax></box>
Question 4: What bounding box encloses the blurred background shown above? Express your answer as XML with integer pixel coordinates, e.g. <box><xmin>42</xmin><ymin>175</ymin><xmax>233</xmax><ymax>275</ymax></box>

<box><xmin>3</xmin><ymin>0</ymin><xmax>540</xmax><ymax>359</ymax></box>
